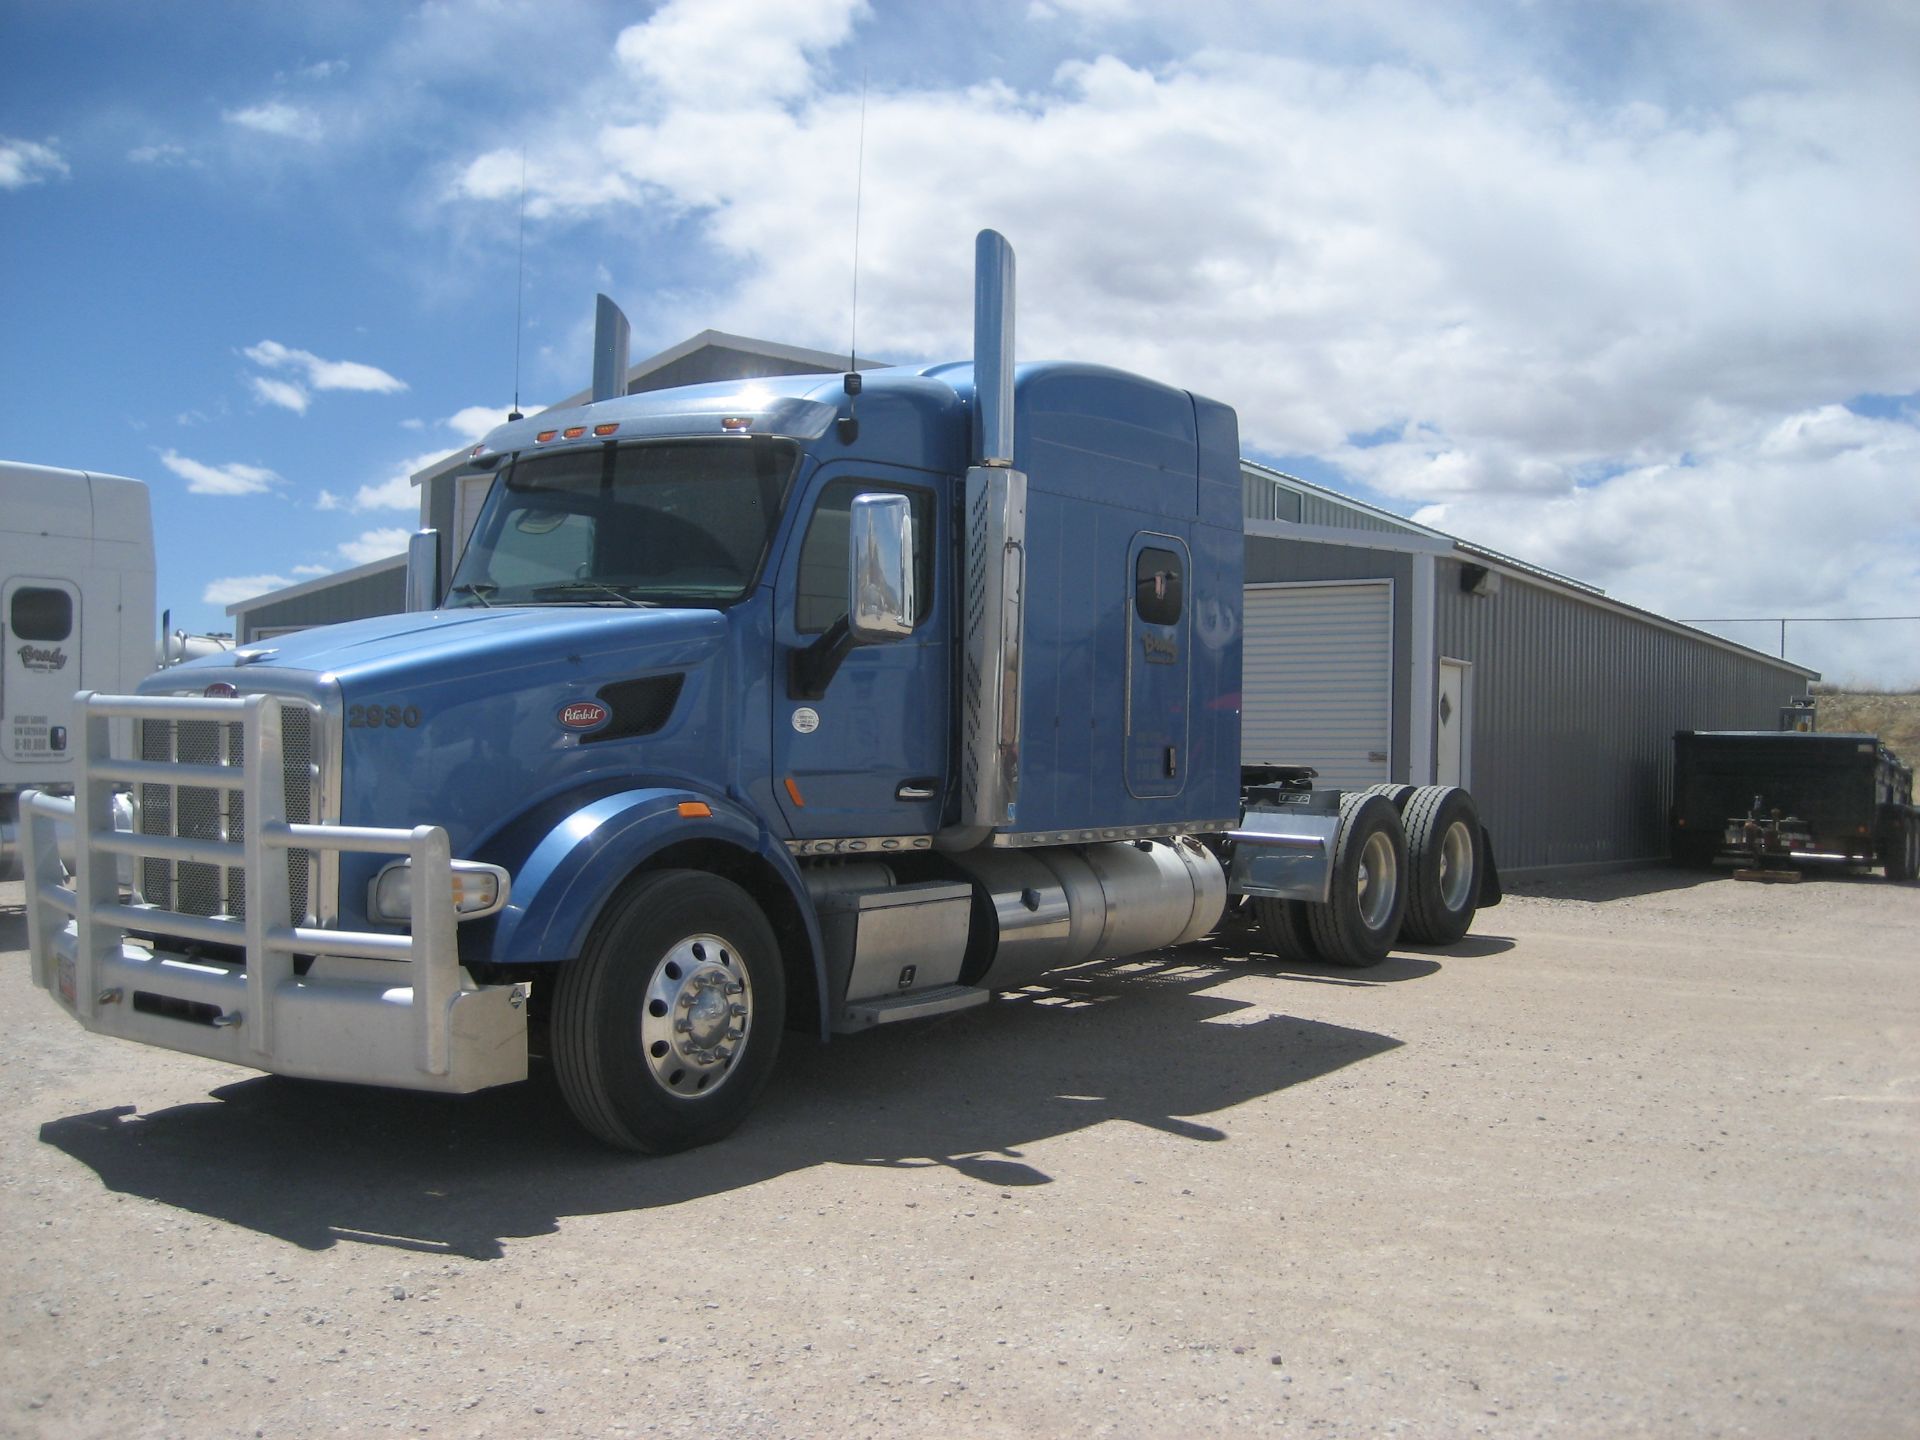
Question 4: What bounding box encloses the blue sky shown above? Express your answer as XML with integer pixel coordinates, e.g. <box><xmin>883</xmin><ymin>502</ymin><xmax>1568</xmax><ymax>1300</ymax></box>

<box><xmin>3</xmin><ymin>0</ymin><xmax>1917</xmax><ymax>683</ymax></box>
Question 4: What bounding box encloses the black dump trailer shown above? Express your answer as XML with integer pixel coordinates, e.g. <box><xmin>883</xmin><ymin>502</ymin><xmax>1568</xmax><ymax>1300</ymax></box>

<box><xmin>1671</xmin><ymin>730</ymin><xmax>1919</xmax><ymax>879</ymax></box>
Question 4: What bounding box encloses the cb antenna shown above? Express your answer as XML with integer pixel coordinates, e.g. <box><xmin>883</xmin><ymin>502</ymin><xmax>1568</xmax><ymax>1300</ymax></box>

<box><xmin>837</xmin><ymin>72</ymin><xmax>868</xmax><ymax>446</ymax></box>
<box><xmin>848</xmin><ymin>70</ymin><xmax>868</xmax><ymax>374</ymax></box>
<box><xmin>509</xmin><ymin>148</ymin><xmax>527</xmax><ymax>422</ymax></box>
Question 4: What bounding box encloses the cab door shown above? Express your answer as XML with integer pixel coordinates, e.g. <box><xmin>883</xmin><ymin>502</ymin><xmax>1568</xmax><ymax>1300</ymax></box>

<box><xmin>3</xmin><ymin>578</ymin><xmax>81</xmax><ymax>765</ymax></box>
<box><xmin>771</xmin><ymin>465</ymin><xmax>948</xmax><ymax>841</ymax></box>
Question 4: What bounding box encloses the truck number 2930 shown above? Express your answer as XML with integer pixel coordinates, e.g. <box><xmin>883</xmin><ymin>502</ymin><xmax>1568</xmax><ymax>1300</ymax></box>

<box><xmin>348</xmin><ymin>704</ymin><xmax>422</xmax><ymax>729</ymax></box>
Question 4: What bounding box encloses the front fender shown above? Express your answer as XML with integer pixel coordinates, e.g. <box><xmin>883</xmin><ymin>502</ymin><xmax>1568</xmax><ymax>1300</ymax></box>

<box><xmin>482</xmin><ymin>788</ymin><xmax>824</xmax><ymax>990</ymax></box>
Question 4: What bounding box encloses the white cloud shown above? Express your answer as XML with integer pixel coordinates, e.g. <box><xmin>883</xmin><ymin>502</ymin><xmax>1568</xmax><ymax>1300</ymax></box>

<box><xmin>244</xmin><ymin>340</ymin><xmax>407</xmax><ymax>395</ymax></box>
<box><xmin>315</xmin><ymin>489</ymin><xmax>344</xmax><ymax>511</ymax></box>
<box><xmin>248</xmin><ymin>375</ymin><xmax>311</xmax><ymax>414</ymax></box>
<box><xmin>158</xmin><ymin>449</ymin><xmax>283</xmax><ymax>497</ymax></box>
<box><xmin>443</xmin><ymin>404</ymin><xmax>521</xmax><ymax>442</ymax></box>
<box><xmin>437</xmin><ymin>2</ymin><xmax>1920</xmax><ymax>683</ymax></box>
<box><xmin>204</xmin><ymin>574</ymin><xmax>293</xmax><ymax>606</ymax></box>
<box><xmin>128</xmin><ymin>142</ymin><xmax>195</xmax><ymax>168</ymax></box>
<box><xmin>612</xmin><ymin>0</ymin><xmax>865</xmax><ymax>107</ymax></box>
<box><xmin>223</xmin><ymin>102</ymin><xmax>323</xmax><ymax>141</ymax></box>
<box><xmin>292</xmin><ymin>563</ymin><xmax>332</xmax><ymax>577</ymax></box>
<box><xmin>0</xmin><ymin>135</ymin><xmax>69</xmax><ymax>188</ymax></box>
<box><xmin>338</xmin><ymin>528</ymin><xmax>411</xmax><ymax>565</ymax></box>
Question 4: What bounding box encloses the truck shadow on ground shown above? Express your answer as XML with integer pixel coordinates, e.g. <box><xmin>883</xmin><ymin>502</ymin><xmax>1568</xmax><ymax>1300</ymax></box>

<box><xmin>37</xmin><ymin>951</ymin><xmax>1400</xmax><ymax>1261</ymax></box>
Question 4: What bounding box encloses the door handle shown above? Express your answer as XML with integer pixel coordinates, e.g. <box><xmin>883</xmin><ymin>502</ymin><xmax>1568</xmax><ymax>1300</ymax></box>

<box><xmin>896</xmin><ymin>780</ymin><xmax>938</xmax><ymax>801</ymax></box>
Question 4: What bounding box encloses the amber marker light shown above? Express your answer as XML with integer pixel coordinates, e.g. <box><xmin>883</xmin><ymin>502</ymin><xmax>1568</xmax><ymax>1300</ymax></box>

<box><xmin>677</xmin><ymin>801</ymin><xmax>713</xmax><ymax>819</ymax></box>
<box><xmin>784</xmin><ymin>777</ymin><xmax>806</xmax><ymax>807</ymax></box>
<box><xmin>594</xmin><ymin>422</ymin><xmax>620</xmax><ymax>436</ymax></box>
<box><xmin>536</xmin><ymin>429</ymin><xmax>558</xmax><ymax>443</ymax></box>
<box><xmin>721</xmin><ymin>416</ymin><xmax>752</xmax><ymax>431</ymax></box>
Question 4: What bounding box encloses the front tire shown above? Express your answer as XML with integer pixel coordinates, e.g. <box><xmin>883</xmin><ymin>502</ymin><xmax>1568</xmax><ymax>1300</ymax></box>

<box><xmin>552</xmin><ymin>869</ymin><xmax>785</xmax><ymax>1154</ymax></box>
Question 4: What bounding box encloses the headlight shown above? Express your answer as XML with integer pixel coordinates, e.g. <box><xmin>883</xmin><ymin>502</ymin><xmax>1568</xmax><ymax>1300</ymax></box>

<box><xmin>369</xmin><ymin>859</ymin><xmax>511</xmax><ymax>923</ymax></box>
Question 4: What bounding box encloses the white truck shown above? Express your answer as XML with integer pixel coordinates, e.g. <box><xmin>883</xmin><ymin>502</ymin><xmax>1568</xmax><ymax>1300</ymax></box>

<box><xmin>0</xmin><ymin>461</ymin><xmax>156</xmax><ymax>880</ymax></box>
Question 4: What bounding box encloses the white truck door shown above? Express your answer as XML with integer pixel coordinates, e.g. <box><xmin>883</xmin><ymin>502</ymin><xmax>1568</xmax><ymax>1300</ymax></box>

<box><xmin>3</xmin><ymin>577</ymin><xmax>81</xmax><ymax>765</ymax></box>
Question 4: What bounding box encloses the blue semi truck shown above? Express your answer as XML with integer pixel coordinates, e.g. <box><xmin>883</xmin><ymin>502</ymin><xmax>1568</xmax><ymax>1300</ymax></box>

<box><xmin>23</xmin><ymin>233</ymin><xmax>1493</xmax><ymax>1153</ymax></box>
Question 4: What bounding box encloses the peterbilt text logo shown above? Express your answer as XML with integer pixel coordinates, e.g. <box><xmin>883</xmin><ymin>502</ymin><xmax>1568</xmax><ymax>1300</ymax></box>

<box><xmin>558</xmin><ymin>701</ymin><xmax>610</xmax><ymax>732</ymax></box>
<box><xmin>16</xmin><ymin>644</ymin><xmax>67</xmax><ymax>673</ymax></box>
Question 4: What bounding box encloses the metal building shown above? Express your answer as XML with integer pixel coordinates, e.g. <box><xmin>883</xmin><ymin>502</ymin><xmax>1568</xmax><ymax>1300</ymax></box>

<box><xmin>1240</xmin><ymin>462</ymin><xmax>1814</xmax><ymax>877</ymax></box>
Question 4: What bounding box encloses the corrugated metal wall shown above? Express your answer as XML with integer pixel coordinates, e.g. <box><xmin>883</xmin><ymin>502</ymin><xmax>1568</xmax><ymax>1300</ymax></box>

<box><xmin>1434</xmin><ymin>558</ymin><xmax>1809</xmax><ymax>874</ymax></box>
<box><xmin>236</xmin><ymin>563</ymin><xmax>406</xmax><ymax>643</ymax></box>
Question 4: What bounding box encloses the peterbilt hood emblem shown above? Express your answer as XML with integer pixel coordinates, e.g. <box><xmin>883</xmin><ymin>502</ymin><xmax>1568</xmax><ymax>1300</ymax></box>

<box><xmin>558</xmin><ymin>700</ymin><xmax>611</xmax><ymax>733</ymax></box>
<box><xmin>204</xmin><ymin>682</ymin><xmax>238</xmax><ymax>698</ymax></box>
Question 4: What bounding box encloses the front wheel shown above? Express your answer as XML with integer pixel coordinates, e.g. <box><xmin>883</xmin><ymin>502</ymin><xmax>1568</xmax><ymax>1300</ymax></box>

<box><xmin>552</xmin><ymin>869</ymin><xmax>786</xmax><ymax>1154</ymax></box>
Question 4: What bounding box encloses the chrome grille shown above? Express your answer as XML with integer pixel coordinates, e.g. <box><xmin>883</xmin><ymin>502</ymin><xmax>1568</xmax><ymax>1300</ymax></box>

<box><xmin>137</xmin><ymin>702</ymin><xmax>319</xmax><ymax>924</ymax></box>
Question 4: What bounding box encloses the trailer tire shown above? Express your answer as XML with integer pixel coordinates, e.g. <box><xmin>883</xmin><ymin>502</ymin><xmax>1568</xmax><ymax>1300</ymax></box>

<box><xmin>1887</xmin><ymin>817</ymin><xmax>1918</xmax><ymax>882</ymax></box>
<box><xmin>1251</xmin><ymin>897</ymin><xmax>1320</xmax><ymax>963</ymax></box>
<box><xmin>552</xmin><ymin>869</ymin><xmax>785</xmax><ymax>1154</ymax></box>
<box><xmin>1304</xmin><ymin>791</ymin><xmax>1408</xmax><ymax>967</ymax></box>
<box><xmin>1400</xmin><ymin>786</ymin><xmax>1482</xmax><ymax>945</ymax></box>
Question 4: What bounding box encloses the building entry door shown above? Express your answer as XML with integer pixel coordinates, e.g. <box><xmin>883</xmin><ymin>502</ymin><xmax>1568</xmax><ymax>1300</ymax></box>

<box><xmin>1437</xmin><ymin>657</ymin><xmax>1471</xmax><ymax>788</ymax></box>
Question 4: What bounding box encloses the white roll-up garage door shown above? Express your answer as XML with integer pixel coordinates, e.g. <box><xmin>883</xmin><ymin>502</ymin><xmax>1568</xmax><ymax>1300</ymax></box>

<box><xmin>1242</xmin><ymin>581</ymin><xmax>1394</xmax><ymax>790</ymax></box>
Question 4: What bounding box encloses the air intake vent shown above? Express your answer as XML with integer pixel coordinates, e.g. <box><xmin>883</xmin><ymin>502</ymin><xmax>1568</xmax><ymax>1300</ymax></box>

<box><xmin>583</xmin><ymin>674</ymin><xmax>686</xmax><ymax>744</ymax></box>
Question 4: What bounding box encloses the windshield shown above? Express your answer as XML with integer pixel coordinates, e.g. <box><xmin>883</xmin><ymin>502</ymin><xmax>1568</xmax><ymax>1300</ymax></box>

<box><xmin>445</xmin><ymin>439</ymin><xmax>796</xmax><ymax>608</ymax></box>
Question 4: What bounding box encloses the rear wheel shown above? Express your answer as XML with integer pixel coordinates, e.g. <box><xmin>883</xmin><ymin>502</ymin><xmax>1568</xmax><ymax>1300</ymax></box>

<box><xmin>1886</xmin><ymin>817</ymin><xmax>1918</xmax><ymax>882</ymax></box>
<box><xmin>1400</xmin><ymin>786</ymin><xmax>1482</xmax><ymax>945</ymax></box>
<box><xmin>1252</xmin><ymin>896</ymin><xmax>1320</xmax><ymax>963</ymax></box>
<box><xmin>1304</xmin><ymin>791</ymin><xmax>1409</xmax><ymax>967</ymax></box>
<box><xmin>552</xmin><ymin>869</ymin><xmax>785</xmax><ymax>1154</ymax></box>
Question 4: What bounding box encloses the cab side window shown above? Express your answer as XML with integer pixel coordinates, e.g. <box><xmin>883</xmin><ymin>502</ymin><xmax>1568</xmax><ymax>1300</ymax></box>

<box><xmin>1134</xmin><ymin>547</ymin><xmax>1184</xmax><ymax>626</ymax></box>
<box><xmin>795</xmin><ymin>480</ymin><xmax>934</xmax><ymax>634</ymax></box>
<box><xmin>11</xmin><ymin>586</ymin><xmax>73</xmax><ymax>641</ymax></box>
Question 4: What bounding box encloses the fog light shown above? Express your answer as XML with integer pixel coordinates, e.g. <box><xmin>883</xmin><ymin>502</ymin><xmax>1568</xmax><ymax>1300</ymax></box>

<box><xmin>369</xmin><ymin>859</ymin><xmax>510</xmax><ymax>922</ymax></box>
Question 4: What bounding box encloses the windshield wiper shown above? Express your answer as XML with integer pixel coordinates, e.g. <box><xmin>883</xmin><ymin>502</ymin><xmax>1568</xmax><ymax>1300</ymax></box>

<box><xmin>528</xmin><ymin>581</ymin><xmax>657</xmax><ymax>607</ymax></box>
<box><xmin>448</xmin><ymin>583</ymin><xmax>496</xmax><ymax>607</ymax></box>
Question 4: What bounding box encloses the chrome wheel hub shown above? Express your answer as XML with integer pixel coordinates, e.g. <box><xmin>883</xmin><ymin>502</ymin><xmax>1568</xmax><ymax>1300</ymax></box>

<box><xmin>639</xmin><ymin>934</ymin><xmax>752</xmax><ymax>1098</ymax></box>
<box><xmin>1437</xmin><ymin>819</ymin><xmax>1475</xmax><ymax>910</ymax></box>
<box><xmin>1356</xmin><ymin>830</ymin><xmax>1398</xmax><ymax>930</ymax></box>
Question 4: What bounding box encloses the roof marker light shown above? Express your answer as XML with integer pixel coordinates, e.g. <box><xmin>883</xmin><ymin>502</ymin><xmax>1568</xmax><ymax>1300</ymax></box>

<box><xmin>536</xmin><ymin>429</ymin><xmax>558</xmax><ymax>443</ymax></box>
<box><xmin>721</xmin><ymin>416</ymin><xmax>752</xmax><ymax>431</ymax></box>
<box><xmin>594</xmin><ymin>422</ymin><xmax>620</xmax><ymax>437</ymax></box>
<box><xmin>563</xmin><ymin>426</ymin><xmax>586</xmax><ymax>439</ymax></box>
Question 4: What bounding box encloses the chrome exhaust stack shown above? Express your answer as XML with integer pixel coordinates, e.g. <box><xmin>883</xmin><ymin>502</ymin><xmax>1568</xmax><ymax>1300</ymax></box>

<box><xmin>940</xmin><ymin>230</ymin><xmax>1028</xmax><ymax>850</ymax></box>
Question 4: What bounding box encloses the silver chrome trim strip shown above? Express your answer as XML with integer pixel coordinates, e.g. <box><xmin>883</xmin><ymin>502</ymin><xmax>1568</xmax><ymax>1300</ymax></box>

<box><xmin>991</xmin><ymin>818</ymin><xmax>1237</xmax><ymax>848</ymax></box>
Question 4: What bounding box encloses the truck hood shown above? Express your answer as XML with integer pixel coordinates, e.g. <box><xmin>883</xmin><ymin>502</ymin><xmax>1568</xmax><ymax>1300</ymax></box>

<box><xmin>165</xmin><ymin>605</ymin><xmax>731</xmax><ymax>690</ymax></box>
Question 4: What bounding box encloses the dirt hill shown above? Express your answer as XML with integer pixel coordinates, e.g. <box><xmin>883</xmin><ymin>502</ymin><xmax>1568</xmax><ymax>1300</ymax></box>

<box><xmin>1814</xmin><ymin>688</ymin><xmax>1920</xmax><ymax>766</ymax></box>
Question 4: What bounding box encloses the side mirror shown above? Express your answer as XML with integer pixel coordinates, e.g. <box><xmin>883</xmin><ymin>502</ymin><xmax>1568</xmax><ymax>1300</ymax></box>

<box><xmin>406</xmin><ymin>529</ymin><xmax>441</xmax><ymax>612</ymax></box>
<box><xmin>847</xmin><ymin>493</ymin><xmax>914</xmax><ymax>643</ymax></box>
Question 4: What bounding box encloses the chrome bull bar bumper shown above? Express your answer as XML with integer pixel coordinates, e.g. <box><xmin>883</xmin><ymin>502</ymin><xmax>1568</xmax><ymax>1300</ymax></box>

<box><xmin>21</xmin><ymin>692</ymin><xmax>525</xmax><ymax>1094</ymax></box>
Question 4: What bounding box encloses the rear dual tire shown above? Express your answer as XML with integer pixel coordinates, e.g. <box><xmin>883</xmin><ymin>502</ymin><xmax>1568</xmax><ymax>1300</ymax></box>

<box><xmin>1254</xmin><ymin>791</ymin><xmax>1408</xmax><ymax>968</ymax></box>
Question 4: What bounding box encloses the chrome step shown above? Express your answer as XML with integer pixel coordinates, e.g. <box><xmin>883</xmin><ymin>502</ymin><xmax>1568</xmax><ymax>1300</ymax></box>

<box><xmin>837</xmin><ymin>983</ymin><xmax>989</xmax><ymax>1033</ymax></box>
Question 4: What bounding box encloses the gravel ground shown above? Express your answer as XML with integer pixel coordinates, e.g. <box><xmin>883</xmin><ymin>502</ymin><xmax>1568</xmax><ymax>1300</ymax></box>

<box><xmin>2</xmin><ymin>865</ymin><xmax>1915</xmax><ymax>1438</ymax></box>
